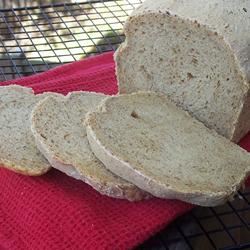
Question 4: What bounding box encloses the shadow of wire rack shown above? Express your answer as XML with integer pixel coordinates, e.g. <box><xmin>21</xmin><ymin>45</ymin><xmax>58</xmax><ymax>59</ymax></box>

<box><xmin>0</xmin><ymin>1</ymin><xmax>250</xmax><ymax>249</ymax></box>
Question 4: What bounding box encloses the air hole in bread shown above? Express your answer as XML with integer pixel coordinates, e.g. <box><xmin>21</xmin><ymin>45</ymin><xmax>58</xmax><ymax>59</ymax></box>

<box><xmin>187</xmin><ymin>72</ymin><xmax>194</xmax><ymax>80</ymax></box>
<box><xmin>41</xmin><ymin>134</ymin><xmax>47</xmax><ymax>140</ymax></box>
<box><xmin>131</xmin><ymin>110</ymin><xmax>139</xmax><ymax>119</ymax></box>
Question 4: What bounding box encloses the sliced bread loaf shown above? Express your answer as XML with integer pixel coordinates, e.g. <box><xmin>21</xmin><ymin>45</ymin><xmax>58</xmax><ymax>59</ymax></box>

<box><xmin>31</xmin><ymin>92</ymin><xmax>149</xmax><ymax>201</ymax></box>
<box><xmin>0</xmin><ymin>85</ymin><xmax>52</xmax><ymax>175</ymax></box>
<box><xmin>85</xmin><ymin>92</ymin><xmax>250</xmax><ymax>206</ymax></box>
<box><xmin>115</xmin><ymin>0</ymin><xmax>250</xmax><ymax>142</ymax></box>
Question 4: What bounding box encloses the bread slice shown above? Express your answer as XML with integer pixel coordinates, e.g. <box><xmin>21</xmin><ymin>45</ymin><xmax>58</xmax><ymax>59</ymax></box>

<box><xmin>31</xmin><ymin>92</ymin><xmax>149</xmax><ymax>201</ymax></box>
<box><xmin>115</xmin><ymin>0</ymin><xmax>250</xmax><ymax>142</ymax></box>
<box><xmin>85</xmin><ymin>92</ymin><xmax>250</xmax><ymax>206</ymax></box>
<box><xmin>0</xmin><ymin>85</ymin><xmax>53</xmax><ymax>175</ymax></box>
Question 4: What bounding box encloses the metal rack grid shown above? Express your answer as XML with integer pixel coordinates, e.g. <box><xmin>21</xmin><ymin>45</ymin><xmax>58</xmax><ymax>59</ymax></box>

<box><xmin>0</xmin><ymin>0</ymin><xmax>142</xmax><ymax>81</ymax></box>
<box><xmin>139</xmin><ymin>189</ymin><xmax>250</xmax><ymax>250</ymax></box>
<box><xmin>0</xmin><ymin>1</ymin><xmax>250</xmax><ymax>249</ymax></box>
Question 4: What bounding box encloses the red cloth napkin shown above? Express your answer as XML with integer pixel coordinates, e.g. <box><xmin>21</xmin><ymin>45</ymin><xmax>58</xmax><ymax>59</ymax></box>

<box><xmin>0</xmin><ymin>51</ymin><xmax>249</xmax><ymax>250</ymax></box>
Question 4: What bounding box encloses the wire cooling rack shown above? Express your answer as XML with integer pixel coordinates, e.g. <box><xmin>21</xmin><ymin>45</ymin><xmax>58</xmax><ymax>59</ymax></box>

<box><xmin>0</xmin><ymin>0</ymin><xmax>141</xmax><ymax>81</ymax></box>
<box><xmin>1</xmin><ymin>1</ymin><xmax>250</xmax><ymax>249</ymax></box>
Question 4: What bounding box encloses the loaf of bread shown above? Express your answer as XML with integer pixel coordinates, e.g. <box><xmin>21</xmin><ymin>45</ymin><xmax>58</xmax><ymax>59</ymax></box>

<box><xmin>115</xmin><ymin>0</ymin><xmax>250</xmax><ymax>142</ymax></box>
<box><xmin>31</xmin><ymin>92</ymin><xmax>149</xmax><ymax>201</ymax></box>
<box><xmin>0</xmin><ymin>85</ymin><xmax>52</xmax><ymax>175</ymax></box>
<box><xmin>85</xmin><ymin>92</ymin><xmax>250</xmax><ymax>206</ymax></box>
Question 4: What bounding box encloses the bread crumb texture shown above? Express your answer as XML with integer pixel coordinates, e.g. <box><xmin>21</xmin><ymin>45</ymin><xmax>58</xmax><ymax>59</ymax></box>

<box><xmin>0</xmin><ymin>85</ymin><xmax>51</xmax><ymax>175</ymax></box>
<box><xmin>31</xmin><ymin>91</ymin><xmax>149</xmax><ymax>201</ymax></box>
<box><xmin>115</xmin><ymin>0</ymin><xmax>250</xmax><ymax>142</ymax></box>
<box><xmin>86</xmin><ymin>92</ymin><xmax>250</xmax><ymax>206</ymax></box>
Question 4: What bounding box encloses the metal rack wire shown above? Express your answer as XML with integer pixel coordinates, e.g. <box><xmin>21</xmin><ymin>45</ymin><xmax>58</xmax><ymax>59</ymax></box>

<box><xmin>139</xmin><ymin>189</ymin><xmax>250</xmax><ymax>250</ymax></box>
<box><xmin>0</xmin><ymin>1</ymin><xmax>250</xmax><ymax>249</ymax></box>
<box><xmin>0</xmin><ymin>0</ymin><xmax>140</xmax><ymax>80</ymax></box>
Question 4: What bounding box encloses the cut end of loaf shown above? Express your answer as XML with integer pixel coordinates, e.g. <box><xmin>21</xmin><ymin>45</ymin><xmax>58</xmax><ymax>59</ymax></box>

<box><xmin>115</xmin><ymin>9</ymin><xmax>250</xmax><ymax>142</ymax></box>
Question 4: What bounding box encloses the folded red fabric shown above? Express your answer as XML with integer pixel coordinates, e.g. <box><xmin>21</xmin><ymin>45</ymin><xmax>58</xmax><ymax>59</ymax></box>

<box><xmin>0</xmin><ymin>52</ymin><xmax>249</xmax><ymax>250</ymax></box>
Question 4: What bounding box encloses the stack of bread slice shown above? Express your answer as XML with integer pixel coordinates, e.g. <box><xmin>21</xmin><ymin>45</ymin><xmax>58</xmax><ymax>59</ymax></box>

<box><xmin>1</xmin><ymin>0</ymin><xmax>250</xmax><ymax>207</ymax></box>
<box><xmin>1</xmin><ymin>85</ymin><xmax>250</xmax><ymax>207</ymax></box>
